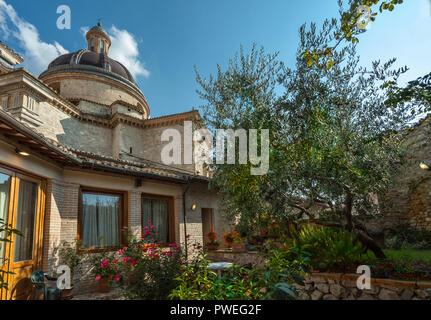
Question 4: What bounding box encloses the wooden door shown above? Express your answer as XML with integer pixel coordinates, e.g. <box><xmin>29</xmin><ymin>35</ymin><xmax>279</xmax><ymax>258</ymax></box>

<box><xmin>0</xmin><ymin>167</ymin><xmax>45</xmax><ymax>300</ymax></box>
<box><xmin>201</xmin><ymin>208</ymin><xmax>215</xmax><ymax>245</ymax></box>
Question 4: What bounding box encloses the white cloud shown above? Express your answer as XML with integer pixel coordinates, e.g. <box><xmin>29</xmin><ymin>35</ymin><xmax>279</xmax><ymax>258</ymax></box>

<box><xmin>108</xmin><ymin>26</ymin><xmax>150</xmax><ymax>79</ymax></box>
<box><xmin>0</xmin><ymin>0</ymin><xmax>68</xmax><ymax>75</ymax></box>
<box><xmin>80</xmin><ymin>26</ymin><xmax>89</xmax><ymax>37</ymax></box>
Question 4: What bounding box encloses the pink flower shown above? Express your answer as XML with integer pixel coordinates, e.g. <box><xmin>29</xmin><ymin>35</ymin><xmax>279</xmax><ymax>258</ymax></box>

<box><xmin>150</xmin><ymin>225</ymin><xmax>155</xmax><ymax>230</ymax></box>
<box><xmin>112</xmin><ymin>260</ymin><xmax>118</xmax><ymax>264</ymax></box>
<box><xmin>131</xmin><ymin>259</ymin><xmax>138</xmax><ymax>267</ymax></box>
<box><xmin>143</xmin><ymin>226</ymin><xmax>148</xmax><ymax>230</ymax></box>
<box><xmin>115</xmin><ymin>274</ymin><xmax>121</xmax><ymax>282</ymax></box>
<box><xmin>123</xmin><ymin>257</ymin><xmax>132</xmax><ymax>263</ymax></box>
<box><xmin>100</xmin><ymin>259</ymin><xmax>109</xmax><ymax>268</ymax></box>
<box><xmin>154</xmin><ymin>254</ymin><xmax>159</xmax><ymax>259</ymax></box>
<box><xmin>147</xmin><ymin>220</ymin><xmax>152</xmax><ymax>225</ymax></box>
<box><xmin>95</xmin><ymin>275</ymin><xmax>101</xmax><ymax>281</ymax></box>
<box><xmin>186</xmin><ymin>234</ymin><xmax>191</xmax><ymax>239</ymax></box>
<box><xmin>118</xmin><ymin>249</ymin><xmax>123</xmax><ymax>255</ymax></box>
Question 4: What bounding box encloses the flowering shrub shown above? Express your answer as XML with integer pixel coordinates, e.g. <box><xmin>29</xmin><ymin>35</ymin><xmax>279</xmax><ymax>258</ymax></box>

<box><xmin>206</xmin><ymin>232</ymin><xmax>220</xmax><ymax>246</ymax></box>
<box><xmin>223</xmin><ymin>231</ymin><xmax>242</xmax><ymax>243</ymax></box>
<box><xmin>91</xmin><ymin>221</ymin><xmax>185</xmax><ymax>299</ymax></box>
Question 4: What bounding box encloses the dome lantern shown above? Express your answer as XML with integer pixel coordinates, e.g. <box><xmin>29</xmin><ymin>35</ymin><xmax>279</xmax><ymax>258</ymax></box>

<box><xmin>86</xmin><ymin>21</ymin><xmax>111</xmax><ymax>56</ymax></box>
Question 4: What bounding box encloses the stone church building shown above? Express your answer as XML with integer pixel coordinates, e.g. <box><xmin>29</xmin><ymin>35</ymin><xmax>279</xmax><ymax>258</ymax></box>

<box><xmin>0</xmin><ymin>22</ymin><xmax>230</xmax><ymax>299</ymax></box>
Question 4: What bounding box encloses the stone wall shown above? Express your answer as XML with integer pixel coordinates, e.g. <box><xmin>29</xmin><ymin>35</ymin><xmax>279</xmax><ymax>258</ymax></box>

<box><xmin>299</xmin><ymin>273</ymin><xmax>431</xmax><ymax>300</ymax></box>
<box><xmin>207</xmin><ymin>250</ymin><xmax>264</xmax><ymax>267</ymax></box>
<box><xmin>381</xmin><ymin>116</ymin><xmax>431</xmax><ymax>231</ymax></box>
<box><xmin>36</xmin><ymin>101</ymin><xmax>114</xmax><ymax>156</ymax></box>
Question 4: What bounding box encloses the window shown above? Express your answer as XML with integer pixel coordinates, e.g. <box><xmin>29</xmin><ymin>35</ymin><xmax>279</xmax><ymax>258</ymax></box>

<box><xmin>27</xmin><ymin>96</ymin><xmax>35</xmax><ymax>111</ymax></box>
<box><xmin>0</xmin><ymin>173</ymin><xmax>11</xmax><ymax>265</ymax></box>
<box><xmin>14</xmin><ymin>179</ymin><xmax>37</xmax><ymax>262</ymax></box>
<box><xmin>100</xmin><ymin>40</ymin><xmax>105</xmax><ymax>54</ymax></box>
<box><xmin>142</xmin><ymin>194</ymin><xmax>174</xmax><ymax>244</ymax></box>
<box><xmin>1</xmin><ymin>96</ymin><xmax>8</xmax><ymax>109</ymax></box>
<box><xmin>90</xmin><ymin>39</ymin><xmax>95</xmax><ymax>52</ymax></box>
<box><xmin>13</xmin><ymin>94</ymin><xmax>20</xmax><ymax>107</ymax></box>
<box><xmin>79</xmin><ymin>189</ymin><xmax>127</xmax><ymax>249</ymax></box>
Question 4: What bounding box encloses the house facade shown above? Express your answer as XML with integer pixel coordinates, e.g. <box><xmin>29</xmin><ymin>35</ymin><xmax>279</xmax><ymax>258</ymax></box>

<box><xmin>0</xmin><ymin>23</ymin><xmax>231</xmax><ymax>300</ymax></box>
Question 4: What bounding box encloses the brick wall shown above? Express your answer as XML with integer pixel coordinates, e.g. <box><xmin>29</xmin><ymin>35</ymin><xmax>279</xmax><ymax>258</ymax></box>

<box><xmin>43</xmin><ymin>179</ymin><xmax>80</xmax><ymax>273</ymax></box>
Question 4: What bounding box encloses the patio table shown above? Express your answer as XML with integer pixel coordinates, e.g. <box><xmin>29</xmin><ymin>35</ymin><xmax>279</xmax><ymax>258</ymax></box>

<box><xmin>207</xmin><ymin>262</ymin><xmax>233</xmax><ymax>278</ymax></box>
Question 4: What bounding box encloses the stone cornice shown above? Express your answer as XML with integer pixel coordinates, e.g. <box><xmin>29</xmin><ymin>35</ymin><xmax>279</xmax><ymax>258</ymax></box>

<box><xmin>0</xmin><ymin>68</ymin><xmax>201</xmax><ymax>130</ymax></box>
<box><xmin>39</xmin><ymin>65</ymin><xmax>150</xmax><ymax>115</ymax></box>
<box><xmin>0</xmin><ymin>41</ymin><xmax>24</xmax><ymax>65</ymax></box>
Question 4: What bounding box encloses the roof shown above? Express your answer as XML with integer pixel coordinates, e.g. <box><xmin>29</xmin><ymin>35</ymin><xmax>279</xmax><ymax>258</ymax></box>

<box><xmin>43</xmin><ymin>49</ymin><xmax>136</xmax><ymax>84</ymax></box>
<box><xmin>0</xmin><ymin>40</ymin><xmax>24</xmax><ymax>65</ymax></box>
<box><xmin>0</xmin><ymin>108</ymin><xmax>208</xmax><ymax>184</ymax></box>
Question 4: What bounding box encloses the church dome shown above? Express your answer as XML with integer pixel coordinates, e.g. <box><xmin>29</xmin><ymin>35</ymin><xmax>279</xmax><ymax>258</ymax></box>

<box><xmin>44</xmin><ymin>50</ymin><xmax>136</xmax><ymax>84</ymax></box>
<box><xmin>38</xmin><ymin>21</ymin><xmax>150</xmax><ymax>118</ymax></box>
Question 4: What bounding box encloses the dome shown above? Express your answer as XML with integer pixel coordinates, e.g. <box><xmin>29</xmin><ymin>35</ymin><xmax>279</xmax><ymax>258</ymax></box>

<box><xmin>44</xmin><ymin>50</ymin><xmax>136</xmax><ymax>84</ymax></box>
<box><xmin>38</xmin><ymin>21</ymin><xmax>150</xmax><ymax>118</ymax></box>
<box><xmin>90</xmin><ymin>23</ymin><xmax>108</xmax><ymax>36</ymax></box>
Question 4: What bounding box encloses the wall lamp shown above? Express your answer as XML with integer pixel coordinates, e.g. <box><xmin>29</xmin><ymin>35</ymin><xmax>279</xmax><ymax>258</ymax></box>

<box><xmin>191</xmin><ymin>204</ymin><xmax>197</xmax><ymax>211</ymax></box>
<box><xmin>419</xmin><ymin>162</ymin><xmax>430</xmax><ymax>171</ymax></box>
<box><xmin>15</xmin><ymin>148</ymin><xmax>30</xmax><ymax>157</ymax></box>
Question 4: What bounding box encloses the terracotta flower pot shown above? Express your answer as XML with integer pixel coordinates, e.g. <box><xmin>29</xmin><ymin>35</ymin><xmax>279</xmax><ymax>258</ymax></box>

<box><xmin>224</xmin><ymin>240</ymin><xmax>233</xmax><ymax>249</ymax></box>
<box><xmin>98</xmin><ymin>278</ymin><xmax>111</xmax><ymax>293</ymax></box>
<box><xmin>207</xmin><ymin>244</ymin><xmax>220</xmax><ymax>251</ymax></box>
<box><xmin>232</xmin><ymin>243</ymin><xmax>247</xmax><ymax>253</ymax></box>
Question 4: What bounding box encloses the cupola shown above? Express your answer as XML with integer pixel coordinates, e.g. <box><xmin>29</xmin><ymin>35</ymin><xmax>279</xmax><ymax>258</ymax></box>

<box><xmin>86</xmin><ymin>21</ymin><xmax>111</xmax><ymax>55</ymax></box>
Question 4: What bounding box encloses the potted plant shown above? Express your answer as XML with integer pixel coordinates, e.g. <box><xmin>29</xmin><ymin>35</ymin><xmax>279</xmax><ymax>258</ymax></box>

<box><xmin>222</xmin><ymin>231</ymin><xmax>237</xmax><ymax>249</ymax></box>
<box><xmin>90</xmin><ymin>252</ymin><xmax>119</xmax><ymax>293</ymax></box>
<box><xmin>231</xmin><ymin>233</ymin><xmax>247</xmax><ymax>253</ymax></box>
<box><xmin>206</xmin><ymin>231</ymin><xmax>220</xmax><ymax>251</ymax></box>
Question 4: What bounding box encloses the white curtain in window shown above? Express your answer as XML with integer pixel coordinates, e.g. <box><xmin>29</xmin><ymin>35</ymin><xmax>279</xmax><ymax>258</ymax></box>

<box><xmin>82</xmin><ymin>194</ymin><xmax>120</xmax><ymax>248</ymax></box>
<box><xmin>0</xmin><ymin>174</ymin><xmax>11</xmax><ymax>265</ymax></box>
<box><xmin>142</xmin><ymin>198</ymin><xmax>169</xmax><ymax>243</ymax></box>
<box><xmin>14</xmin><ymin>180</ymin><xmax>37</xmax><ymax>262</ymax></box>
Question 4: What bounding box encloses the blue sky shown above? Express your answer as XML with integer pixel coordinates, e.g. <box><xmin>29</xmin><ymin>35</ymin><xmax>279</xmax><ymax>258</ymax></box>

<box><xmin>0</xmin><ymin>0</ymin><xmax>430</xmax><ymax>118</ymax></box>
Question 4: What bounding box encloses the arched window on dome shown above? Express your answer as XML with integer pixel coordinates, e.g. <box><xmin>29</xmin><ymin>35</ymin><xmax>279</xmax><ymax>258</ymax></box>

<box><xmin>90</xmin><ymin>39</ymin><xmax>95</xmax><ymax>52</ymax></box>
<box><xmin>100</xmin><ymin>40</ymin><xmax>105</xmax><ymax>54</ymax></box>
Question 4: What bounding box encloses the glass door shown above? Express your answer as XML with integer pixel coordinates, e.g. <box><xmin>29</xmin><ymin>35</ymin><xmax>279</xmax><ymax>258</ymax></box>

<box><xmin>0</xmin><ymin>168</ymin><xmax>15</xmax><ymax>300</ymax></box>
<box><xmin>0</xmin><ymin>166</ymin><xmax>45</xmax><ymax>300</ymax></box>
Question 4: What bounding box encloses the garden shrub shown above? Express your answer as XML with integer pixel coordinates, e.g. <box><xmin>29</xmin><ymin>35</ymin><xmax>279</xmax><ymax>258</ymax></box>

<box><xmin>384</xmin><ymin>224</ymin><xmax>431</xmax><ymax>250</ymax></box>
<box><xmin>288</xmin><ymin>225</ymin><xmax>371</xmax><ymax>270</ymax></box>
<box><xmin>169</xmin><ymin>248</ymin><xmax>311</xmax><ymax>300</ymax></box>
<box><xmin>91</xmin><ymin>222</ymin><xmax>185</xmax><ymax>300</ymax></box>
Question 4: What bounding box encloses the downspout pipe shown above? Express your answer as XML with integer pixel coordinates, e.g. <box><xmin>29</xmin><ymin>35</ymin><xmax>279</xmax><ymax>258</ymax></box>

<box><xmin>183</xmin><ymin>184</ymin><xmax>190</xmax><ymax>261</ymax></box>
